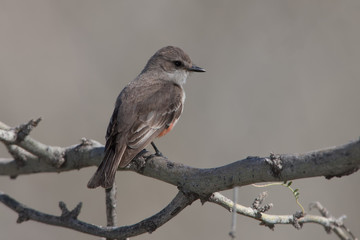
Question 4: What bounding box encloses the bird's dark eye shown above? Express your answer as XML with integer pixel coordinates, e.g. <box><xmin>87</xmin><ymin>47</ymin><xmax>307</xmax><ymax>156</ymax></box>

<box><xmin>173</xmin><ymin>61</ymin><xmax>182</xmax><ymax>67</ymax></box>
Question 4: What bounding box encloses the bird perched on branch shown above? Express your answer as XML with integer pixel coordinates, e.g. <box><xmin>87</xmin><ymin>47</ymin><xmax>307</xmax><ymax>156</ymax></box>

<box><xmin>88</xmin><ymin>46</ymin><xmax>205</xmax><ymax>189</ymax></box>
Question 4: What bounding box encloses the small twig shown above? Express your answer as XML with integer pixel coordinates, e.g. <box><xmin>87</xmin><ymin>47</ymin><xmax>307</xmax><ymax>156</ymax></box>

<box><xmin>105</xmin><ymin>185</ymin><xmax>117</xmax><ymax>240</ymax></box>
<box><xmin>251</xmin><ymin>192</ymin><xmax>273</xmax><ymax>214</ymax></box>
<box><xmin>105</xmin><ymin>184</ymin><xmax>117</xmax><ymax>226</ymax></box>
<box><xmin>229</xmin><ymin>187</ymin><xmax>239</xmax><ymax>239</ymax></box>
<box><xmin>208</xmin><ymin>192</ymin><xmax>356</xmax><ymax>237</ymax></box>
<box><xmin>309</xmin><ymin>202</ymin><xmax>330</xmax><ymax>218</ymax></box>
<box><xmin>310</xmin><ymin>202</ymin><xmax>356</xmax><ymax>240</ymax></box>
<box><xmin>0</xmin><ymin>119</ymin><xmax>65</xmax><ymax>167</ymax></box>
<box><xmin>59</xmin><ymin>201</ymin><xmax>82</xmax><ymax>220</ymax></box>
<box><xmin>15</xmin><ymin>118</ymin><xmax>42</xmax><ymax>142</ymax></box>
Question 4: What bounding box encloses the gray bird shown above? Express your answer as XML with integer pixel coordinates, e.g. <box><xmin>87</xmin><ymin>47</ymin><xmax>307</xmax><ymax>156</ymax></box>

<box><xmin>87</xmin><ymin>46</ymin><xmax>205</xmax><ymax>189</ymax></box>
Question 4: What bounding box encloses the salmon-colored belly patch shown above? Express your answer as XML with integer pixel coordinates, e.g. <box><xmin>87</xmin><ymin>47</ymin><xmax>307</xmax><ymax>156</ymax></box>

<box><xmin>157</xmin><ymin>122</ymin><xmax>175</xmax><ymax>137</ymax></box>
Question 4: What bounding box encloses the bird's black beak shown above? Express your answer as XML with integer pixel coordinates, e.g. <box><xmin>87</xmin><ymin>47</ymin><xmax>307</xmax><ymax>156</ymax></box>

<box><xmin>189</xmin><ymin>65</ymin><xmax>206</xmax><ymax>72</ymax></box>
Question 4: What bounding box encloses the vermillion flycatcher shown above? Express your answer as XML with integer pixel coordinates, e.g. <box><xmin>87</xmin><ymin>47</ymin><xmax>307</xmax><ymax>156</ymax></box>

<box><xmin>87</xmin><ymin>46</ymin><xmax>205</xmax><ymax>189</ymax></box>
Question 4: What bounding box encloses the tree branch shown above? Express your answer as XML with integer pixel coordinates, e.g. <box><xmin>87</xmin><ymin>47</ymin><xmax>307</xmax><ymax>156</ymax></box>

<box><xmin>0</xmin><ymin>191</ymin><xmax>198</xmax><ymax>239</ymax></box>
<box><xmin>127</xmin><ymin>139</ymin><xmax>360</xmax><ymax>196</ymax></box>
<box><xmin>0</xmin><ymin>119</ymin><xmax>65</xmax><ymax>167</ymax></box>
<box><xmin>1</xmin><ymin>119</ymin><xmax>359</xmax><ymax>239</ymax></box>
<box><xmin>208</xmin><ymin>192</ymin><xmax>355</xmax><ymax>239</ymax></box>
<box><xmin>105</xmin><ymin>184</ymin><xmax>118</xmax><ymax>240</ymax></box>
<box><xmin>309</xmin><ymin>202</ymin><xmax>357</xmax><ymax>240</ymax></box>
<box><xmin>0</xmin><ymin>120</ymin><xmax>103</xmax><ymax>176</ymax></box>
<box><xmin>1</xmin><ymin>120</ymin><xmax>359</xmax><ymax>197</ymax></box>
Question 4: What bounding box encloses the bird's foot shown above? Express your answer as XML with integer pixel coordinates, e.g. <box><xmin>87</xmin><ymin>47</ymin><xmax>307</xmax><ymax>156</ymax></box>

<box><xmin>151</xmin><ymin>142</ymin><xmax>163</xmax><ymax>157</ymax></box>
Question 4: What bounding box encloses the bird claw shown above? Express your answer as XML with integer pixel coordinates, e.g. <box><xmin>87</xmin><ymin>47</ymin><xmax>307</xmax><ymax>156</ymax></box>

<box><xmin>151</xmin><ymin>142</ymin><xmax>163</xmax><ymax>157</ymax></box>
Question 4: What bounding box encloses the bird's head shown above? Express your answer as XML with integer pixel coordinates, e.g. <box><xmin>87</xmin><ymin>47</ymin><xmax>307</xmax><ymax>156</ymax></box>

<box><xmin>143</xmin><ymin>46</ymin><xmax>205</xmax><ymax>85</ymax></box>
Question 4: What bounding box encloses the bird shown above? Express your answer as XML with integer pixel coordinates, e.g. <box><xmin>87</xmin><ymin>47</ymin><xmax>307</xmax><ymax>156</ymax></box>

<box><xmin>87</xmin><ymin>46</ymin><xmax>205</xmax><ymax>189</ymax></box>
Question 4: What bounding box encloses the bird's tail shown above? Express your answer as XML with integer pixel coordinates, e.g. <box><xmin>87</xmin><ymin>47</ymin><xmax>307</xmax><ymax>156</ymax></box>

<box><xmin>87</xmin><ymin>146</ymin><xmax>125</xmax><ymax>189</ymax></box>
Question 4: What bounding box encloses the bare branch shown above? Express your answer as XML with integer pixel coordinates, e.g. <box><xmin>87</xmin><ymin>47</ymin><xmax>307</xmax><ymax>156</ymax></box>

<box><xmin>0</xmin><ymin>120</ymin><xmax>359</xmax><ymax>239</ymax></box>
<box><xmin>0</xmin><ymin>120</ymin><xmax>65</xmax><ymax>168</ymax></box>
<box><xmin>229</xmin><ymin>187</ymin><xmax>239</xmax><ymax>239</ymax></box>
<box><xmin>0</xmin><ymin>119</ymin><xmax>359</xmax><ymax>197</ymax></box>
<box><xmin>310</xmin><ymin>202</ymin><xmax>357</xmax><ymax>240</ymax></box>
<box><xmin>128</xmin><ymin>139</ymin><xmax>360</xmax><ymax>196</ymax></box>
<box><xmin>208</xmin><ymin>192</ymin><xmax>355</xmax><ymax>239</ymax></box>
<box><xmin>0</xmin><ymin>138</ymin><xmax>103</xmax><ymax>176</ymax></box>
<box><xmin>0</xmin><ymin>191</ymin><xmax>198</xmax><ymax>239</ymax></box>
<box><xmin>105</xmin><ymin>184</ymin><xmax>117</xmax><ymax>240</ymax></box>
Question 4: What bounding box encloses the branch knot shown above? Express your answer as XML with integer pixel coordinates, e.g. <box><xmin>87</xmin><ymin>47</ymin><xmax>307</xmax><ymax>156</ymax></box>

<box><xmin>265</xmin><ymin>153</ymin><xmax>283</xmax><ymax>177</ymax></box>
<box><xmin>291</xmin><ymin>211</ymin><xmax>305</xmax><ymax>229</ymax></box>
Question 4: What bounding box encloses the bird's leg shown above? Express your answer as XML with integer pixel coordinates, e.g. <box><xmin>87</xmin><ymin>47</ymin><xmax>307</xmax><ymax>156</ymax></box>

<box><xmin>151</xmin><ymin>142</ymin><xmax>163</xmax><ymax>156</ymax></box>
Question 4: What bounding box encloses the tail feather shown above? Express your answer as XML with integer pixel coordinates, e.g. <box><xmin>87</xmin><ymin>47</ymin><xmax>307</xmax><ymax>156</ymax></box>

<box><xmin>87</xmin><ymin>146</ymin><xmax>125</xmax><ymax>189</ymax></box>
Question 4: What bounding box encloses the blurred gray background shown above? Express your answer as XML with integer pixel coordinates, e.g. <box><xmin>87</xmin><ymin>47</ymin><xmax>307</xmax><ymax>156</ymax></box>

<box><xmin>1</xmin><ymin>1</ymin><xmax>359</xmax><ymax>239</ymax></box>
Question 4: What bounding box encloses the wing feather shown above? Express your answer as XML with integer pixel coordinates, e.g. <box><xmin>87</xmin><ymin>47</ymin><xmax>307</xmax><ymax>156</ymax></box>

<box><xmin>119</xmin><ymin>81</ymin><xmax>184</xmax><ymax>167</ymax></box>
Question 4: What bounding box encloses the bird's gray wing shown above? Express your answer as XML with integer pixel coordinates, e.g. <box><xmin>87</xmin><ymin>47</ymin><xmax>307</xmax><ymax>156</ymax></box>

<box><xmin>119</xmin><ymin>81</ymin><xmax>184</xmax><ymax>167</ymax></box>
